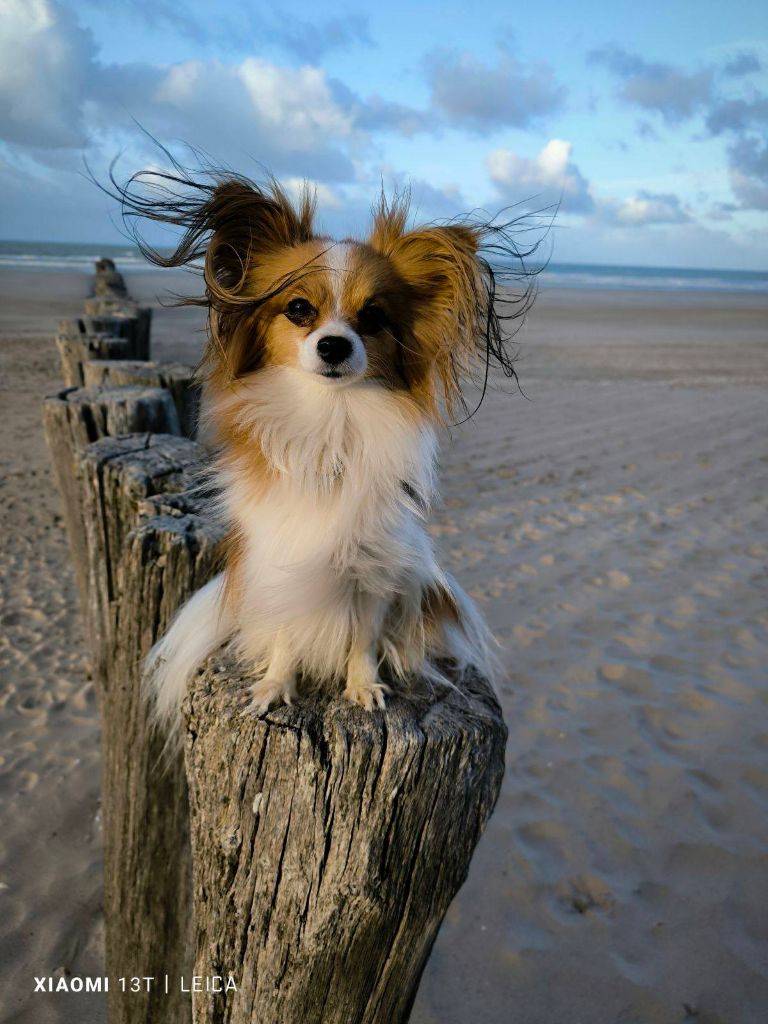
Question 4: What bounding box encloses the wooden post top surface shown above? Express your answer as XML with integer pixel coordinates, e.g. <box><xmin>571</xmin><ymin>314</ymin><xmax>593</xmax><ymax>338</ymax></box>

<box><xmin>187</xmin><ymin>650</ymin><xmax>506</xmax><ymax>752</ymax></box>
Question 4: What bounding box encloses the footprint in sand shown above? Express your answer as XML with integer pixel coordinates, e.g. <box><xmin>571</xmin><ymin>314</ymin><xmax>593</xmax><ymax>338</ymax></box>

<box><xmin>600</xmin><ymin>664</ymin><xmax>653</xmax><ymax>696</ymax></box>
<box><xmin>556</xmin><ymin>873</ymin><xmax>615</xmax><ymax>916</ymax></box>
<box><xmin>606</xmin><ymin>569</ymin><xmax>631</xmax><ymax>588</ymax></box>
<box><xmin>600</xmin><ymin>663</ymin><xmax>626</xmax><ymax>681</ymax></box>
<box><xmin>512</xmin><ymin>622</ymin><xmax>549</xmax><ymax>647</ymax></box>
<box><xmin>17</xmin><ymin>771</ymin><xmax>39</xmax><ymax>792</ymax></box>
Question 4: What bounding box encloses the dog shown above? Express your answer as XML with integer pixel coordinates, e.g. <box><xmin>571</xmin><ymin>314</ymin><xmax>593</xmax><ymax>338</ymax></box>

<box><xmin>117</xmin><ymin>167</ymin><xmax>535</xmax><ymax>729</ymax></box>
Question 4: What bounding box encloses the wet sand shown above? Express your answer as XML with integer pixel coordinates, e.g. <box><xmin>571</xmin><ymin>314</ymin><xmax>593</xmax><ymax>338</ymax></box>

<box><xmin>1</xmin><ymin>267</ymin><xmax>767</xmax><ymax>1023</ymax></box>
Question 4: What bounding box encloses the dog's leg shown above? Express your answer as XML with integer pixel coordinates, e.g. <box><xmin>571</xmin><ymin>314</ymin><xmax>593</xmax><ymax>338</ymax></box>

<box><xmin>343</xmin><ymin>593</ymin><xmax>390</xmax><ymax>711</ymax></box>
<box><xmin>243</xmin><ymin>630</ymin><xmax>298</xmax><ymax>714</ymax></box>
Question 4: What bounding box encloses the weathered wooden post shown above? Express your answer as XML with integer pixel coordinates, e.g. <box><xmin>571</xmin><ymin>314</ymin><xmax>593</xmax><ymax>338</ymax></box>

<box><xmin>85</xmin><ymin>259</ymin><xmax>138</xmax><ymax>316</ymax></box>
<box><xmin>57</xmin><ymin>256</ymin><xmax>151</xmax><ymax>381</ymax></box>
<box><xmin>87</xmin><ymin>310</ymin><xmax>152</xmax><ymax>358</ymax></box>
<box><xmin>94</xmin><ymin>257</ymin><xmax>128</xmax><ymax>298</ymax></box>
<box><xmin>84</xmin><ymin>360</ymin><xmax>200</xmax><ymax>438</ymax></box>
<box><xmin>56</xmin><ymin>312</ymin><xmax>151</xmax><ymax>383</ymax></box>
<box><xmin>83</xmin><ymin>295</ymin><xmax>139</xmax><ymax>317</ymax></box>
<box><xmin>41</xmin><ymin>258</ymin><xmax>210</xmax><ymax>1022</ymax></box>
<box><xmin>42</xmin><ymin>385</ymin><xmax>181</xmax><ymax>624</ymax></box>
<box><xmin>183</xmin><ymin>663</ymin><xmax>506</xmax><ymax>1024</ymax></box>
<box><xmin>55</xmin><ymin>331</ymin><xmax>134</xmax><ymax>387</ymax></box>
<box><xmin>77</xmin><ymin>435</ymin><xmax>222</xmax><ymax>1024</ymax></box>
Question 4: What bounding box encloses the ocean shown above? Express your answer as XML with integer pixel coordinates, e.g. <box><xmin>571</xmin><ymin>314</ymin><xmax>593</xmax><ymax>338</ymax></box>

<box><xmin>1</xmin><ymin>240</ymin><xmax>766</xmax><ymax>293</ymax></box>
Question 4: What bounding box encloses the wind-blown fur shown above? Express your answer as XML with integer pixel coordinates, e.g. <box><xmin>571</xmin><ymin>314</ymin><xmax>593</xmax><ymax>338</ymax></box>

<box><xmin>104</xmin><ymin>149</ymin><xmax>541</xmax><ymax>729</ymax></box>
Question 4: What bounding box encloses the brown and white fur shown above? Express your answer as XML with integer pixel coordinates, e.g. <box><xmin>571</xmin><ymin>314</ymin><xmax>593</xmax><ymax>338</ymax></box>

<box><xmin>126</xmin><ymin>171</ymin><xmax>531</xmax><ymax>730</ymax></box>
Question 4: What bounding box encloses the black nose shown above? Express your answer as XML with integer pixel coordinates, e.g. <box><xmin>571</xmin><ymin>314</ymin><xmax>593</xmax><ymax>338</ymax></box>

<box><xmin>317</xmin><ymin>335</ymin><xmax>353</xmax><ymax>366</ymax></box>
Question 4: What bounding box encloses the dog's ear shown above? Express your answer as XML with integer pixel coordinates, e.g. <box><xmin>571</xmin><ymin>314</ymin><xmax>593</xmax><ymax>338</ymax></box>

<box><xmin>186</xmin><ymin>179</ymin><xmax>315</xmax><ymax>382</ymax></box>
<box><xmin>202</xmin><ymin>179</ymin><xmax>315</xmax><ymax>299</ymax></box>
<box><xmin>369</xmin><ymin>196</ymin><xmax>483</xmax><ymax>415</ymax></box>
<box><xmin>112</xmin><ymin>168</ymin><xmax>316</xmax><ymax>283</ymax></box>
<box><xmin>111</xmin><ymin>170</ymin><xmax>316</xmax><ymax>382</ymax></box>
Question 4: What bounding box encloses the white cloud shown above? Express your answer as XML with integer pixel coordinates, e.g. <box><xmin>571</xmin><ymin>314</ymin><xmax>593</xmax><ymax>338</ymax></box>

<box><xmin>550</xmin><ymin>215</ymin><xmax>768</xmax><ymax>269</ymax></box>
<box><xmin>487</xmin><ymin>140</ymin><xmax>594</xmax><ymax>213</ymax></box>
<box><xmin>0</xmin><ymin>0</ymin><xmax>359</xmax><ymax>179</ymax></box>
<box><xmin>77</xmin><ymin>0</ymin><xmax>373</xmax><ymax>62</ymax></box>
<box><xmin>727</xmin><ymin>138</ymin><xmax>768</xmax><ymax>210</ymax></box>
<box><xmin>282</xmin><ymin>177</ymin><xmax>342</xmax><ymax>210</ymax></box>
<box><xmin>426</xmin><ymin>49</ymin><xmax>564</xmax><ymax>132</ymax></box>
<box><xmin>730</xmin><ymin>169</ymin><xmax>768</xmax><ymax>211</ymax></box>
<box><xmin>588</xmin><ymin>46</ymin><xmax>714</xmax><ymax>124</ymax></box>
<box><xmin>0</xmin><ymin>0</ymin><xmax>97</xmax><ymax>148</ymax></box>
<box><xmin>487</xmin><ymin>142</ymin><xmax>696</xmax><ymax>233</ymax></box>
<box><xmin>238</xmin><ymin>60</ymin><xmax>354</xmax><ymax>140</ymax></box>
<box><xmin>601</xmin><ymin>190</ymin><xmax>690</xmax><ymax>225</ymax></box>
<box><xmin>144</xmin><ymin>58</ymin><xmax>356</xmax><ymax>173</ymax></box>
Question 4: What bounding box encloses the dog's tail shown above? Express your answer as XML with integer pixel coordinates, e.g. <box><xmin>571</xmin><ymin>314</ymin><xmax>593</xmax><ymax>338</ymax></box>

<box><xmin>144</xmin><ymin>573</ymin><xmax>234</xmax><ymax>734</ymax></box>
<box><xmin>441</xmin><ymin>573</ymin><xmax>504</xmax><ymax>689</ymax></box>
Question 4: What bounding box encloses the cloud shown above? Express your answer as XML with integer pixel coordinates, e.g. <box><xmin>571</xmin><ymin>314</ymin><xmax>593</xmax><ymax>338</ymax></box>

<box><xmin>251</xmin><ymin>12</ymin><xmax>373</xmax><ymax>62</ymax></box>
<box><xmin>282</xmin><ymin>177</ymin><xmax>342</xmax><ymax>210</ymax></box>
<box><xmin>486</xmin><ymin>140</ymin><xmax>692</xmax><ymax>231</ymax></box>
<box><xmin>589</xmin><ymin>45</ymin><xmax>766</xmax><ymax>134</ymax></box>
<box><xmin>78</xmin><ymin>0</ymin><xmax>373</xmax><ymax>61</ymax></box>
<box><xmin>728</xmin><ymin>138</ymin><xmax>768</xmax><ymax>210</ymax></box>
<box><xmin>722</xmin><ymin>51</ymin><xmax>762</xmax><ymax>78</ymax></box>
<box><xmin>204</xmin><ymin>59</ymin><xmax>354</xmax><ymax>143</ymax></box>
<box><xmin>487</xmin><ymin>140</ymin><xmax>593</xmax><ymax>213</ymax></box>
<box><xmin>587</xmin><ymin>43</ymin><xmax>768</xmax><ymax>215</ymax></box>
<box><xmin>550</xmin><ymin>215</ymin><xmax>768</xmax><ymax>270</ymax></box>
<box><xmin>588</xmin><ymin>46</ymin><xmax>713</xmax><ymax>123</ymax></box>
<box><xmin>0</xmin><ymin>0</ymin><xmax>443</xmax><ymax>190</ymax></box>
<box><xmin>351</xmin><ymin>96</ymin><xmax>435</xmax><ymax>137</ymax></box>
<box><xmin>0</xmin><ymin>151</ymin><xmax>129</xmax><ymax>241</ymax></box>
<box><xmin>706</xmin><ymin>202</ymin><xmax>737</xmax><ymax>222</ymax></box>
<box><xmin>388</xmin><ymin>176</ymin><xmax>468</xmax><ymax>220</ymax></box>
<box><xmin>0</xmin><ymin>0</ymin><xmax>367</xmax><ymax>182</ymax></box>
<box><xmin>0</xmin><ymin>0</ymin><xmax>98</xmax><ymax>148</ymax></box>
<box><xmin>98</xmin><ymin>58</ymin><xmax>359</xmax><ymax>181</ymax></box>
<box><xmin>426</xmin><ymin>49</ymin><xmax>565</xmax><ymax>132</ymax></box>
<box><xmin>705</xmin><ymin>96</ymin><xmax>768</xmax><ymax>136</ymax></box>
<box><xmin>598</xmin><ymin>190</ymin><xmax>690</xmax><ymax>226</ymax></box>
<box><xmin>636</xmin><ymin>119</ymin><xmax>660</xmax><ymax>141</ymax></box>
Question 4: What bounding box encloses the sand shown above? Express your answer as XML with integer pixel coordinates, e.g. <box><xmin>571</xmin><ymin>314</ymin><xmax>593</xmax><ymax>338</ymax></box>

<box><xmin>1</xmin><ymin>267</ymin><xmax>767</xmax><ymax>1023</ymax></box>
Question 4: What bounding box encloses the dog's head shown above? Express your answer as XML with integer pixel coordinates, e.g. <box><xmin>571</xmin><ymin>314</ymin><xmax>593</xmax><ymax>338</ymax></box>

<box><xmin>115</xmin><ymin>169</ymin><xmax>537</xmax><ymax>421</ymax></box>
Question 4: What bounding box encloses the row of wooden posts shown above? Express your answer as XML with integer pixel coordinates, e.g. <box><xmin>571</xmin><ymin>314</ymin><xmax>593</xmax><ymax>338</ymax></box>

<box><xmin>42</xmin><ymin>260</ymin><xmax>507</xmax><ymax>1024</ymax></box>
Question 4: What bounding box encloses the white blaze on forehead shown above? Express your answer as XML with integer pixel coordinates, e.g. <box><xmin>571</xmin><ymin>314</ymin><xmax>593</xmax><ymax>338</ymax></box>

<box><xmin>324</xmin><ymin>242</ymin><xmax>352</xmax><ymax>317</ymax></box>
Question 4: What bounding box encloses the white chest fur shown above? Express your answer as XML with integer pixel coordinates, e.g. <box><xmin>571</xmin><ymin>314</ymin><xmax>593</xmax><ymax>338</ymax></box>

<box><xmin>215</xmin><ymin>368</ymin><xmax>442</xmax><ymax>675</ymax></box>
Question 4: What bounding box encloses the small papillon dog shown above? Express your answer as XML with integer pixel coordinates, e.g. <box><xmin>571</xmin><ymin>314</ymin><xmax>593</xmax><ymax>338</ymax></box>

<box><xmin>114</xmin><ymin>162</ymin><xmax>535</xmax><ymax>728</ymax></box>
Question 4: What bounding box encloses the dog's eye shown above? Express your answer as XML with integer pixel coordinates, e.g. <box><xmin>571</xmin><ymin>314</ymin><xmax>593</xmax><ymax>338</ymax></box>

<box><xmin>285</xmin><ymin>298</ymin><xmax>317</xmax><ymax>325</ymax></box>
<box><xmin>357</xmin><ymin>303</ymin><xmax>388</xmax><ymax>335</ymax></box>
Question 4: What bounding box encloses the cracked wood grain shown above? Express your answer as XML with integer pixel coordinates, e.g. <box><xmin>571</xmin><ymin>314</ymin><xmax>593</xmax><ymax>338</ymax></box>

<box><xmin>77</xmin><ymin>434</ymin><xmax>223</xmax><ymax>1024</ymax></box>
<box><xmin>42</xmin><ymin>386</ymin><xmax>183</xmax><ymax>620</ymax></box>
<box><xmin>56</xmin><ymin>312</ymin><xmax>152</xmax><ymax>386</ymax></box>
<box><xmin>184</xmin><ymin>659</ymin><xmax>506</xmax><ymax>1024</ymax></box>
<box><xmin>84</xmin><ymin>360</ymin><xmax>200</xmax><ymax>439</ymax></box>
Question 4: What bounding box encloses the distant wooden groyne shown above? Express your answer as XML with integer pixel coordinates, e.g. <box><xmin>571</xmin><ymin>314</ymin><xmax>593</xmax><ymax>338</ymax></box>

<box><xmin>43</xmin><ymin>259</ymin><xmax>506</xmax><ymax>1024</ymax></box>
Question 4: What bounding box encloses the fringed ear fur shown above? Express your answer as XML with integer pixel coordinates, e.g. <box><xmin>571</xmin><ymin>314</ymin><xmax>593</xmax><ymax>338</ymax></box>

<box><xmin>194</xmin><ymin>178</ymin><xmax>317</xmax><ymax>384</ymax></box>
<box><xmin>369</xmin><ymin>192</ymin><xmax>540</xmax><ymax>420</ymax></box>
<box><xmin>100</xmin><ymin>157</ymin><xmax>317</xmax><ymax>385</ymax></box>
<box><xmin>98</xmin><ymin>145</ymin><xmax>540</xmax><ymax>408</ymax></box>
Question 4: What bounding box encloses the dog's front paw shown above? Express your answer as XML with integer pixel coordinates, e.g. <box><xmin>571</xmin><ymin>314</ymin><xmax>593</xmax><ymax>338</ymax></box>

<box><xmin>342</xmin><ymin>679</ymin><xmax>390</xmax><ymax>711</ymax></box>
<box><xmin>242</xmin><ymin>676</ymin><xmax>298</xmax><ymax>716</ymax></box>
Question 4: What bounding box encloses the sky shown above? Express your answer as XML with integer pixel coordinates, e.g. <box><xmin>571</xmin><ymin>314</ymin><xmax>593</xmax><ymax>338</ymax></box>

<box><xmin>1</xmin><ymin>0</ymin><xmax>767</xmax><ymax>269</ymax></box>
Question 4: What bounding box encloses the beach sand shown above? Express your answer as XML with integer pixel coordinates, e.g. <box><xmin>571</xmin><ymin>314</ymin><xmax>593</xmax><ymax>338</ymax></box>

<box><xmin>1</xmin><ymin>267</ymin><xmax>767</xmax><ymax>1023</ymax></box>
